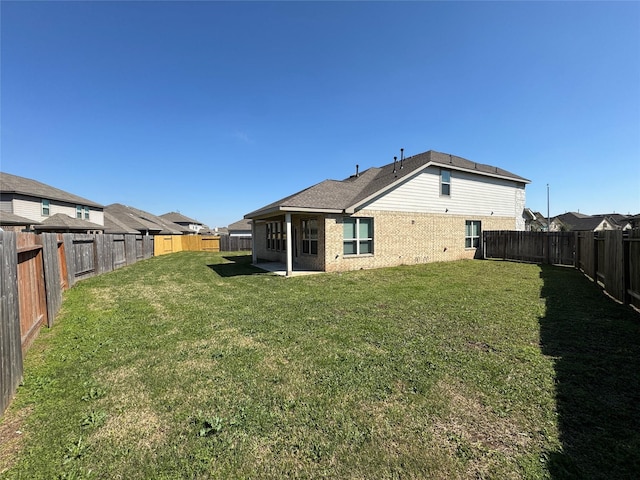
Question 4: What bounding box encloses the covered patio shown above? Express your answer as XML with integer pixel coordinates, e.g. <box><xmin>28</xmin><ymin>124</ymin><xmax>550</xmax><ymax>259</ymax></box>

<box><xmin>252</xmin><ymin>261</ymin><xmax>323</xmax><ymax>277</ymax></box>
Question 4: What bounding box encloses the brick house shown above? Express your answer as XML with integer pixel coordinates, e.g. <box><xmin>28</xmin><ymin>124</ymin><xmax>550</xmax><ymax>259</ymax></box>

<box><xmin>245</xmin><ymin>149</ymin><xmax>530</xmax><ymax>276</ymax></box>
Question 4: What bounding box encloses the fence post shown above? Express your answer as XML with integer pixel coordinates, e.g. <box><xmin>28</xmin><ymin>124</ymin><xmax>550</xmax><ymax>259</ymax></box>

<box><xmin>41</xmin><ymin>233</ymin><xmax>62</xmax><ymax>327</ymax></box>
<box><xmin>593</xmin><ymin>233</ymin><xmax>599</xmax><ymax>285</ymax></box>
<box><xmin>623</xmin><ymin>234</ymin><xmax>630</xmax><ymax>305</ymax></box>
<box><xmin>62</xmin><ymin>233</ymin><xmax>75</xmax><ymax>288</ymax></box>
<box><xmin>0</xmin><ymin>232</ymin><xmax>23</xmax><ymax>416</ymax></box>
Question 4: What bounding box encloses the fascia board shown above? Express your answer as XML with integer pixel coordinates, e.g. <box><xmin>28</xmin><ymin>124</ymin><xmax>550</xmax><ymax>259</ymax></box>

<box><xmin>245</xmin><ymin>206</ymin><xmax>343</xmax><ymax>220</ymax></box>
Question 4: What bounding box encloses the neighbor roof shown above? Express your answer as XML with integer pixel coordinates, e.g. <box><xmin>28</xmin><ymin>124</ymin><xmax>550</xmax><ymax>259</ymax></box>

<box><xmin>0</xmin><ymin>211</ymin><xmax>42</xmax><ymax>225</ymax></box>
<box><xmin>553</xmin><ymin>212</ymin><xmax>614</xmax><ymax>231</ymax></box>
<box><xmin>245</xmin><ymin>150</ymin><xmax>530</xmax><ymax>219</ymax></box>
<box><xmin>103</xmin><ymin>211</ymin><xmax>140</xmax><ymax>234</ymax></box>
<box><xmin>228</xmin><ymin>219</ymin><xmax>252</xmax><ymax>231</ymax></box>
<box><xmin>0</xmin><ymin>172</ymin><xmax>103</xmax><ymax>208</ymax></box>
<box><xmin>33</xmin><ymin>213</ymin><xmax>104</xmax><ymax>231</ymax></box>
<box><xmin>160</xmin><ymin>212</ymin><xmax>203</xmax><ymax>225</ymax></box>
<box><xmin>105</xmin><ymin>203</ymin><xmax>191</xmax><ymax>235</ymax></box>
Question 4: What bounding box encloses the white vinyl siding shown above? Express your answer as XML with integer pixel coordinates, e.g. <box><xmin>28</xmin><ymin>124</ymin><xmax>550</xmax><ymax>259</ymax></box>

<box><xmin>10</xmin><ymin>195</ymin><xmax>104</xmax><ymax>225</ymax></box>
<box><xmin>366</xmin><ymin>166</ymin><xmax>524</xmax><ymax>218</ymax></box>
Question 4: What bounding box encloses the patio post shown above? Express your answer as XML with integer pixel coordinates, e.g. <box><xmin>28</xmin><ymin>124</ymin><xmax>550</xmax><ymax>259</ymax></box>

<box><xmin>285</xmin><ymin>213</ymin><xmax>292</xmax><ymax>276</ymax></box>
<box><xmin>251</xmin><ymin>220</ymin><xmax>257</xmax><ymax>265</ymax></box>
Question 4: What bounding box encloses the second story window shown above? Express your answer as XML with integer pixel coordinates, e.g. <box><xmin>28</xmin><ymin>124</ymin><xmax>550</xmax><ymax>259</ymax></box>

<box><xmin>41</xmin><ymin>199</ymin><xmax>50</xmax><ymax>216</ymax></box>
<box><xmin>441</xmin><ymin>169</ymin><xmax>451</xmax><ymax>196</ymax></box>
<box><xmin>76</xmin><ymin>205</ymin><xmax>83</xmax><ymax>219</ymax></box>
<box><xmin>84</xmin><ymin>206</ymin><xmax>90</xmax><ymax>220</ymax></box>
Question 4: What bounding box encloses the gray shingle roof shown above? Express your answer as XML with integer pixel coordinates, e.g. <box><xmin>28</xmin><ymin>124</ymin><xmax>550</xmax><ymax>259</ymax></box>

<box><xmin>553</xmin><ymin>212</ymin><xmax>626</xmax><ymax>231</ymax></box>
<box><xmin>103</xmin><ymin>211</ymin><xmax>141</xmax><ymax>234</ymax></box>
<box><xmin>33</xmin><ymin>213</ymin><xmax>104</xmax><ymax>231</ymax></box>
<box><xmin>0</xmin><ymin>211</ymin><xmax>42</xmax><ymax>225</ymax></box>
<box><xmin>228</xmin><ymin>219</ymin><xmax>252</xmax><ymax>231</ymax></box>
<box><xmin>105</xmin><ymin>203</ymin><xmax>191</xmax><ymax>235</ymax></box>
<box><xmin>0</xmin><ymin>172</ymin><xmax>103</xmax><ymax>208</ymax></box>
<box><xmin>160</xmin><ymin>212</ymin><xmax>203</xmax><ymax>225</ymax></box>
<box><xmin>245</xmin><ymin>150</ymin><xmax>530</xmax><ymax>219</ymax></box>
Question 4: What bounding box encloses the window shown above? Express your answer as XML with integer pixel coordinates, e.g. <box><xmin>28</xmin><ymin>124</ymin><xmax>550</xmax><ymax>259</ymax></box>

<box><xmin>441</xmin><ymin>169</ymin><xmax>451</xmax><ymax>196</ymax></box>
<box><xmin>76</xmin><ymin>205</ymin><xmax>83</xmax><ymax>219</ymax></box>
<box><xmin>465</xmin><ymin>220</ymin><xmax>481</xmax><ymax>248</ymax></box>
<box><xmin>266</xmin><ymin>221</ymin><xmax>287</xmax><ymax>252</ymax></box>
<box><xmin>41</xmin><ymin>199</ymin><xmax>50</xmax><ymax>216</ymax></box>
<box><xmin>84</xmin><ymin>206</ymin><xmax>90</xmax><ymax>220</ymax></box>
<box><xmin>302</xmin><ymin>218</ymin><xmax>318</xmax><ymax>255</ymax></box>
<box><xmin>343</xmin><ymin>217</ymin><xmax>373</xmax><ymax>255</ymax></box>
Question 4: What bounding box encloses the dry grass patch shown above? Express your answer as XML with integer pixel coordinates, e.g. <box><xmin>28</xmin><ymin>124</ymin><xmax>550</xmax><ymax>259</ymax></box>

<box><xmin>92</xmin><ymin>365</ymin><xmax>168</xmax><ymax>452</ymax></box>
<box><xmin>0</xmin><ymin>406</ymin><xmax>32</xmax><ymax>474</ymax></box>
<box><xmin>430</xmin><ymin>378</ymin><xmax>535</xmax><ymax>478</ymax></box>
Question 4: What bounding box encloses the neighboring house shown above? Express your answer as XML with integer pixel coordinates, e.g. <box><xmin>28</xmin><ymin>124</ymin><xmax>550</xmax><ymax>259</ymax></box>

<box><xmin>523</xmin><ymin>208</ymin><xmax>548</xmax><ymax>232</ymax></box>
<box><xmin>160</xmin><ymin>212</ymin><xmax>206</xmax><ymax>233</ymax></box>
<box><xmin>0</xmin><ymin>172</ymin><xmax>104</xmax><ymax>233</ymax></box>
<box><xmin>104</xmin><ymin>203</ymin><xmax>191</xmax><ymax>235</ymax></box>
<box><xmin>227</xmin><ymin>219</ymin><xmax>252</xmax><ymax>237</ymax></box>
<box><xmin>550</xmin><ymin>212</ymin><xmax>629</xmax><ymax>232</ymax></box>
<box><xmin>597</xmin><ymin>213</ymin><xmax>633</xmax><ymax>230</ymax></box>
<box><xmin>34</xmin><ymin>213</ymin><xmax>104</xmax><ymax>233</ymax></box>
<box><xmin>245</xmin><ymin>149</ymin><xmax>530</xmax><ymax>275</ymax></box>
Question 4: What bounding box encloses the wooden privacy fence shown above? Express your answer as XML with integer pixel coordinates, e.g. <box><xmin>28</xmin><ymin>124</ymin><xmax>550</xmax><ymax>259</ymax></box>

<box><xmin>154</xmin><ymin>235</ymin><xmax>220</xmax><ymax>256</ymax></box>
<box><xmin>0</xmin><ymin>232</ymin><xmax>153</xmax><ymax>416</ymax></box>
<box><xmin>483</xmin><ymin>229</ymin><xmax>640</xmax><ymax>308</ymax></box>
<box><xmin>220</xmin><ymin>235</ymin><xmax>252</xmax><ymax>252</ymax></box>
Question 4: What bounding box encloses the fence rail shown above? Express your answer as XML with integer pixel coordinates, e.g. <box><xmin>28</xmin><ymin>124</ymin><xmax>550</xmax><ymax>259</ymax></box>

<box><xmin>484</xmin><ymin>229</ymin><xmax>640</xmax><ymax>308</ymax></box>
<box><xmin>0</xmin><ymin>232</ymin><xmax>153</xmax><ymax>416</ymax></box>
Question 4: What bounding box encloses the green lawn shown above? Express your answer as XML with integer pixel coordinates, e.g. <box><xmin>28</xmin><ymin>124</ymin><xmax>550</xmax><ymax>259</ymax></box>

<box><xmin>1</xmin><ymin>252</ymin><xmax>638</xmax><ymax>479</ymax></box>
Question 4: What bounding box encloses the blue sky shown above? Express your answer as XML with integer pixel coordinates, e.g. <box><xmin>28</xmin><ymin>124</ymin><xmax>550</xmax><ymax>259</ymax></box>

<box><xmin>2</xmin><ymin>1</ymin><xmax>639</xmax><ymax>228</ymax></box>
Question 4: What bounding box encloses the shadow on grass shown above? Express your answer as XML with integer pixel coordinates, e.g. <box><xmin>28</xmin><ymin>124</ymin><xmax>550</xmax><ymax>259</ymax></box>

<box><xmin>207</xmin><ymin>255</ymin><xmax>265</xmax><ymax>278</ymax></box>
<box><xmin>539</xmin><ymin>265</ymin><xmax>640</xmax><ymax>479</ymax></box>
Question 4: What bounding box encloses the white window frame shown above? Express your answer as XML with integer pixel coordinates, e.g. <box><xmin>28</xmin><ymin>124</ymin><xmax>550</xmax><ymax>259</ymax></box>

<box><xmin>76</xmin><ymin>205</ymin><xmax>83</xmax><ymax>219</ymax></box>
<box><xmin>84</xmin><ymin>206</ymin><xmax>90</xmax><ymax>220</ymax></box>
<box><xmin>41</xmin><ymin>199</ymin><xmax>50</xmax><ymax>216</ymax></box>
<box><xmin>465</xmin><ymin>220</ymin><xmax>481</xmax><ymax>249</ymax></box>
<box><xmin>440</xmin><ymin>169</ymin><xmax>451</xmax><ymax>196</ymax></box>
<box><xmin>343</xmin><ymin>217</ymin><xmax>374</xmax><ymax>256</ymax></box>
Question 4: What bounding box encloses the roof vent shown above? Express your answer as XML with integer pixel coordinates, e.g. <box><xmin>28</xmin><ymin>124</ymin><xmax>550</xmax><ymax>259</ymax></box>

<box><xmin>400</xmin><ymin>148</ymin><xmax>404</xmax><ymax>169</ymax></box>
<box><xmin>356</xmin><ymin>164</ymin><xmax>359</xmax><ymax>177</ymax></box>
<box><xmin>393</xmin><ymin>156</ymin><xmax>397</xmax><ymax>174</ymax></box>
